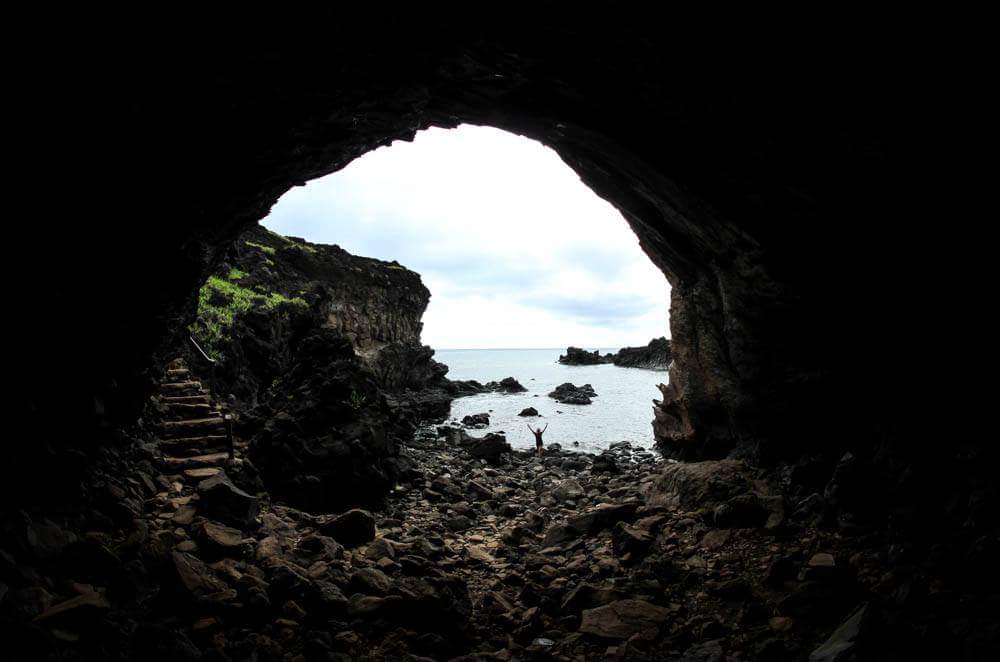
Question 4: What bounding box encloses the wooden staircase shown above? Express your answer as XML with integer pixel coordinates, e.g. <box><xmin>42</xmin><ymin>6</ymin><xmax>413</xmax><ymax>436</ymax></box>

<box><xmin>153</xmin><ymin>358</ymin><xmax>241</xmax><ymax>480</ymax></box>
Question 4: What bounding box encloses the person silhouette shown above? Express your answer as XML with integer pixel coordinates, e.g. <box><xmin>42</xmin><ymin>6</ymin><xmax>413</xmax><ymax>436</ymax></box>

<box><xmin>527</xmin><ymin>422</ymin><xmax>548</xmax><ymax>456</ymax></box>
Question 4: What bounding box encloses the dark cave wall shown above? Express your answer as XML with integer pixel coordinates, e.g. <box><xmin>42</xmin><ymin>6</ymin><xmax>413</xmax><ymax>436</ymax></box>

<box><xmin>9</xmin><ymin>25</ymin><xmax>909</xmax><ymax>505</ymax></box>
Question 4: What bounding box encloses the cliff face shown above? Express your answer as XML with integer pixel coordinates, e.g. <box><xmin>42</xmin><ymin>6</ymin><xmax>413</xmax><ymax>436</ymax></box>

<box><xmin>613</xmin><ymin>337</ymin><xmax>671</xmax><ymax>370</ymax></box>
<box><xmin>182</xmin><ymin>225</ymin><xmax>454</xmax><ymax>511</ymax></box>
<box><xmin>185</xmin><ymin>225</ymin><xmax>445</xmax><ymax>406</ymax></box>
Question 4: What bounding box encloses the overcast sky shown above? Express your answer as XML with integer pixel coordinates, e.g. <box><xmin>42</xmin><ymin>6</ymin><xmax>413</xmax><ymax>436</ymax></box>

<box><xmin>262</xmin><ymin>125</ymin><xmax>670</xmax><ymax>349</ymax></box>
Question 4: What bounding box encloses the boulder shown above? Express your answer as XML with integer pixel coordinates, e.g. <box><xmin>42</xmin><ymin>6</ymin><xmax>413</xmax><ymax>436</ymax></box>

<box><xmin>548</xmin><ymin>383</ymin><xmax>597</xmax><ymax>405</ymax></box>
<box><xmin>319</xmin><ymin>509</ymin><xmax>376</xmax><ymax>547</ymax></box>
<box><xmin>484</xmin><ymin>377</ymin><xmax>527</xmax><ymax>393</ymax></box>
<box><xmin>32</xmin><ymin>591</ymin><xmax>110</xmax><ymax>628</ymax></box>
<box><xmin>579</xmin><ymin>599</ymin><xmax>671</xmax><ymax>639</ymax></box>
<box><xmin>197</xmin><ymin>472</ymin><xmax>259</xmax><ymax>527</ymax></box>
<box><xmin>465</xmin><ymin>433</ymin><xmax>512</xmax><ymax>464</ymax></box>
<box><xmin>645</xmin><ymin>459</ymin><xmax>763</xmax><ymax>511</ymax></box>
<box><xmin>172</xmin><ymin>551</ymin><xmax>229</xmax><ymax>599</ymax></box>
<box><xmin>518</xmin><ymin>407</ymin><xmax>539</xmax><ymax>417</ymax></box>
<box><xmin>542</xmin><ymin>502</ymin><xmax>640</xmax><ymax>546</ymax></box>
<box><xmin>21</xmin><ymin>516</ymin><xmax>78</xmax><ymax>560</ymax></box>
<box><xmin>610</xmin><ymin>337</ymin><xmax>672</xmax><ymax>369</ymax></box>
<box><xmin>197</xmin><ymin>520</ymin><xmax>244</xmax><ymax>555</ymax></box>
<box><xmin>592</xmin><ymin>452</ymin><xmax>620</xmax><ymax>474</ymax></box>
<box><xmin>558</xmin><ymin>347</ymin><xmax>613</xmax><ymax>365</ymax></box>
<box><xmin>560</xmin><ymin>583</ymin><xmax>628</xmax><ymax>615</ymax></box>
<box><xmin>809</xmin><ymin>604</ymin><xmax>871</xmax><ymax>661</ymax></box>
<box><xmin>611</xmin><ymin>521</ymin><xmax>653</xmax><ymax>560</ymax></box>
<box><xmin>461</xmin><ymin>413</ymin><xmax>490</xmax><ymax>428</ymax></box>
<box><xmin>554</xmin><ymin>478</ymin><xmax>585</xmax><ymax>502</ymax></box>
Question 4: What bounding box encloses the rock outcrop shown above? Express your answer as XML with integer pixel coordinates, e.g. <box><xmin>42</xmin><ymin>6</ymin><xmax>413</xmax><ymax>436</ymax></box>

<box><xmin>612</xmin><ymin>337</ymin><xmax>671</xmax><ymax>369</ymax></box>
<box><xmin>558</xmin><ymin>339</ymin><xmax>671</xmax><ymax>369</ymax></box>
<box><xmin>558</xmin><ymin>347</ymin><xmax>613</xmax><ymax>365</ymax></box>
<box><xmin>548</xmin><ymin>383</ymin><xmax>597</xmax><ymax>405</ymax></box>
<box><xmin>184</xmin><ymin>225</ymin><xmax>455</xmax><ymax>418</ymax></box>
<box><xmin>483</xmin><ymin>377</ymin><xmax>527</xmax><ymax>393</ymax></box>
<box><xmin>176</xmin><ymin>226</ymin><xmax>477</xmax><ymax>512</ymax></box>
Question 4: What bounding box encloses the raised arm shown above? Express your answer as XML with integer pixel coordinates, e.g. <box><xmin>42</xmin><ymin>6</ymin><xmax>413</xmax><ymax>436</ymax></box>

<box><xmin>542</xmin><ymin>423</ymin><xmax>549</xmax><ymax>433</ymax></box>
<box><xmin>526</xmin><ymin>424</ymin><xmax>534</xmax><ymax>433</ymax></box>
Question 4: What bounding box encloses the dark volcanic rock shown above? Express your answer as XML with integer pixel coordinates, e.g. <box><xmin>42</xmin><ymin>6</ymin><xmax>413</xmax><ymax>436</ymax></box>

<box><xmin>548</xmin><ymin>383</ymin><xmax>597</xmax><ymax>405</ymax></box>
<box><xmin>8</xmin><ymin>28</ymin><xmax>983</xmax><ymax>662</ymax></box>
<box><xmin>461</xmin><ymin>413</ymin><xmax>490</xmax><ymax>428</ymax></box>
<box><xmin>611</xmin><ymin>337</ymin><xmax>672</xmax><ymax>370</ymax></box>
<box><xmin>185</xmin><ymin>225</ymin><xmax>455</xmax><ymax>413</ymax></box>
<box><xmin>483</xmin><ymin>377</ymin><xmax>527</xmax><ymax>393</ymax></box>
<box><xmin>579</xmin><ymin>599</ymin><xmax>671</xmax><ymax>639</ymax></box>
<box><xmin>246</xmin><ymin>330</ymin><xmax>404</xmax><ymax>512</ymax></box>
<box><xmin>645</xmin><ymin>459</ymin><xmax>761</xmax><ymax>511</ymax></box>
<box><xmin>319</xmin><ymin>509</ymin><xmax>376</xmax><ymax>548</ymax></box>
<box><xmin>558</xmin><ymin>347</ymin><xmax>613</xmax><ymax>365</ymax></box>
<box><xmin>464</xmin><ymin>433</ymin><xmax>513</xmax><ymax>464</ymax></box>
<box><xmin>196</xmin><ymin>471</ymin><xmax>259</xmax><ymax>527</ymax></box>
<box><xmin>518</xmin><ymin>407</ymin><xmax>539</xmax><ymax>417</ymax></box>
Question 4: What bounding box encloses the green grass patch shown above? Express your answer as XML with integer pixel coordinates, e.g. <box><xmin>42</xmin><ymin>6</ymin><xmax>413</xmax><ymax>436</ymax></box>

<box><xmin>189</xmin><ymin>275</ymin><xmax>307</xmax><ymax>360</ymax></box>
<box><xmin>271</xmin><ymin>231</ymin><xmax>318</xmax><ymax>254</ymax></box>
<box><xmin>244</xmin><ymin>240</ymin><xmax>276</xmax><ymax>255</ymax></box>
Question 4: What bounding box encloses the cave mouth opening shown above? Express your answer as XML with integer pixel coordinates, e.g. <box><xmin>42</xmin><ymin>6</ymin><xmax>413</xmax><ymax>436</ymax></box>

<box><xmin>8</xmin><ymin>37</ymin><xmax>987</xmax><ymax>662</ymax></box>
<box><xmin>184</xmin><ymin>124</ymin><xmax>674</xmax><ymax>453</ymax></box>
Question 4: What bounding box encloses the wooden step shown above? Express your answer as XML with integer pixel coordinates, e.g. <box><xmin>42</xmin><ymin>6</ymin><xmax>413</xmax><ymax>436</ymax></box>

<box><xmin>160</xmin><ymin>417</ymin><xmax>225</xmax><ymax>437</ymax></box>
<box><xmin>159</xmin><ymin>395</ymin><xmax>211</xmax><ymax>405</ymax></box>
<box><xmin>167</xmin><ymin>367</ymin><xmax>191</xmax><ymax>378</ymax></box>
<box><xmin>159</xmin><ymin>434</ymin><xmax>227</xmax><ymax>452</ymax></box>
<box><xmin>161</xmin><ymin>452</ymin><xmax>229</xmax><ymax>470</ymax></box>
<box><xmin>160</xmin><ymin>443</ymin><xmax>228</xmax><ymax>458</ymax></box>
<box><xmin>183</xmin><ymin>467</ymin><xmax>221</xmax><ymax>480</ymax></box>
<box><xmin>160</xmin><ymin>381</ymin><xmax>203</xmax><ymax>394</ymax></box>
<box><xmin>163</xmin><ymin>402</ymin><xmax>212</xmax><ymax>417</ymax></box>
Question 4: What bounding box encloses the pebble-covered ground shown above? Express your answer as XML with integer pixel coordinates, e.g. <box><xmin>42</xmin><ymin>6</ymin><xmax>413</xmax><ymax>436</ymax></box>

<box><xmin>6</xmin><ymin>419</ymin><xmax>980</xmax><ymax>661</ymax></box>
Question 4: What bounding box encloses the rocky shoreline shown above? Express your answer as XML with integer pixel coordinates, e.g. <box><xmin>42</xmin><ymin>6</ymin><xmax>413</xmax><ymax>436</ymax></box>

<box><xmin>5</xmin><ymin>397</ymin><xmax>986</xmax><ymax>661</ymax></box>
<box><xmin>558</xmin><ymin>338</ymin><xmax>671</xmax><ymax>370</ymax></box>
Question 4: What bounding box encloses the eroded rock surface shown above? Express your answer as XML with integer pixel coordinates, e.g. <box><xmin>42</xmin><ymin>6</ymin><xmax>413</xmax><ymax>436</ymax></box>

<box><xmin>549</xmin><ymin>383</ymin><xmax>598</xmax><ymax>405</ymax></box>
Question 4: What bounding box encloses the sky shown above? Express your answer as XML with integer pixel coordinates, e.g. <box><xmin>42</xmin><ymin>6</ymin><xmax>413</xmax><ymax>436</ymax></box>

<box><xmin>262</xmin><ymin>125</ymin><xmax>670</xmax><ymax>349</ymax></box>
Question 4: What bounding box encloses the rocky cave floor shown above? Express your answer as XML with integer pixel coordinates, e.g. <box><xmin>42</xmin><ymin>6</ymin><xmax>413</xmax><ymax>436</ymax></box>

<box><xmin>9</xmin><ymin>407</ymin><xmax>993</xmax><ymax>661</ymax></box>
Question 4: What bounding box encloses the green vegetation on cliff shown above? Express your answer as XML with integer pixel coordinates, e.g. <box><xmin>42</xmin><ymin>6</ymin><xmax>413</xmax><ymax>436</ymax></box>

<box><xmin>189</xmin><ymin>268</ymin><xmax>307</xmax><ymax>360</ymax></box>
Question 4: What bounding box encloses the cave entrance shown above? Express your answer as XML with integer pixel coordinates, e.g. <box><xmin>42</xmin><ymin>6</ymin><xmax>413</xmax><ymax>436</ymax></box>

<box><xmin>188</xmin><ymin>125</ymin><xmax>672</xmax><ymax>453</ymax></box>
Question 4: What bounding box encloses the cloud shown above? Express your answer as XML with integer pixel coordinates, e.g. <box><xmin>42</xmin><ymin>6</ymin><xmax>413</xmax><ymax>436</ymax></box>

<box><xmin>518</xmin><ymin>293</ymin><xmax>657</xmax><ymax>328</ymax></box>
<box><xmin>262</xmin><ymin>125</ymin><xmax>670</xmax><ymax>348</ymax></box>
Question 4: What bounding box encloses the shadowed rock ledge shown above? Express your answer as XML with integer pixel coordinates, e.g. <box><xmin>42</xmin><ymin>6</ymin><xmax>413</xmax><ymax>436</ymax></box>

<box><xmin>178</xmin><ymin>226</ymin><xmax>467</xmax><ymax>513</ymax></box>
<box><xmin>558</xmin><ymin>338</ymin><xmax>671</xmax><ymax>370</ymax></box>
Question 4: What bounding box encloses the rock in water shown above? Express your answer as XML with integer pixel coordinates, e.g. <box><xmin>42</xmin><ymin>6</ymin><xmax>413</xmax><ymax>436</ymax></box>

<box><xmin>483</xmin><ymin>377</ymin><xmax>527</xmax><ymax>393</ymax></box>
<box><xmin>611</xmin><ymin>337</ymin><xmax>671</xmax><ymax>369</ymax></box>
<box><xmin>518</xmin><ymin>407</ymin><xmax>539</xmax><ymax>416</ymax></box>
<box><xmin>558</xmin><ymin>347</ymin><xmax>613</xmax><ymax>365</ymax></box>
<box><xmin>461</xmin><ymin>413</ymin><xmax>490</xmax><ymax>428</ymax></box>
<box><xmin>197</xmin><ymin>472</ymin><xmax>259</xmax><ymax>527</ymax></box>
<box><xmin>320</xmin><ymin>509</ymin><xmax>376</xmax><ymax>547</ymax></box>
<box><xmin>579</xmin><ymin>599</ymin><xmax>671</xmax><ymax>638</ymax></box>
<box><xmin>548</xmin><ymin>383</ymin><xmax>597</xmax><ymax>405</ymax></box>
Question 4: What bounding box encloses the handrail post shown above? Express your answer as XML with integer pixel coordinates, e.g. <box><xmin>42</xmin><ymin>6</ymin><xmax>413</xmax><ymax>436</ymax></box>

<box><xmin>224</xmin><ymin>413</ymin><xmax>235</xmax><ymax>461</ymax></box>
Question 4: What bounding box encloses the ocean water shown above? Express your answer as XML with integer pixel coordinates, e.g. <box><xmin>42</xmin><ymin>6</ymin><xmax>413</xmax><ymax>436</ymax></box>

<box><xmin>435</xmin><ymin>348</ymin><xmax>668</xmax><ymax>454</ymax></box>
